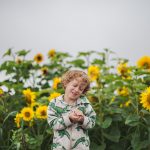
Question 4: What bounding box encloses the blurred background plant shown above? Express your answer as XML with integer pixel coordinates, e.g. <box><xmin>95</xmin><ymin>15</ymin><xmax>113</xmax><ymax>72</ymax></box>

<box><xmin>0</xmin><ymin>48</ymin><xmax>150</xmax><ymax>150</ymax></box>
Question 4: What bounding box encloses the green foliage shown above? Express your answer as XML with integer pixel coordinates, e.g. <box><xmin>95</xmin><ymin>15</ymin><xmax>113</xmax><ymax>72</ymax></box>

<box><xmin>0</xmin><ymin>48</ymin><xmax>150</xmax><ymax>150</ymax></box>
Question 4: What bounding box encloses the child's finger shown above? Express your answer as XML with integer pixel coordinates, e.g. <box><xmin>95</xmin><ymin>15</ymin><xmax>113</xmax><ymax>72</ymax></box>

<box><xmin>74</xmin><ymin>109</ymin><xmax>83</xmax><ymax>116</ymax></box>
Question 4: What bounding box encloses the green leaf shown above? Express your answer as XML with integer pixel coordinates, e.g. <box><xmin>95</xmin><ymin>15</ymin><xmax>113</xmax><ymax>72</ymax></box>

<box><xmin>78</xmin><ymin>51</ymin><xmax>94</xmax><ymax>56</ymax></box>
<box><xmin>125</xmin><ymin>114</ymin><xmax>140</xmax><ymax>126</ymax></box>
<box><xmin>144</xmin><ymin>75</ymin><xmax>150</xmax><ymax>86</ymax></box>
<box><xmin>103</xmin><ymin>126</ymin><xmax>120</xmax><ymax>142</ymax></box>
<box><xmin>90</xmin><ymin>142</ymin><xmax>106</xmax><ymax>150</ymax></box>
<box><xmin>46</xmin><ymin>128</ymin><xmax>53</xmax><ymax>135</ymax></box>
<box><xmin>140</xmin><ymin>109</ymin><xmax>150</xmax><ymax>115</ymax></box>
<box><xmin>131</xmin><ymin>133</ymin><xmax>149</xmax><ymax>150</ymax></box>
<box><xmin>0</xmin><ymin>61</ymin><xmax>16</xmax><ymax>74</ymax></box>
<box><xmin>0</xmin><ymin>127</ymin><xmax>3</xmax><ymax>141</ymax></box>
<box><xmin>97</xmin><ymin>52</ymin><xmax>105</xmax><ymax>57</ymax></box>
<box><xmin>114</xmin><ymin>80</ymin><xmax>123</xmax><ymax>86</ymax></box>
<box><xmin>56</xmin><ymin>52</ymin><xmax>71</xmax><ymax>59</ymax></box>
<box><xmin>92</xmin><ymin>59</ymin><xmax>105</xmax><ymax>65</ymax></box>
<box><xmin>16</xmin><ymin>143</ymin><xmax>21</xmax><ymax>150</ymax></box>
<box><xmin>110</xmin><ymin>108</ymin><xmax>122</xmax><ymax>114</ymax></box>
<box><xmin>68</xmin><ymin>59</ymin><xmax>86</xmax><ymax>68</ymax></box>
<box><xmin>112</xmin><ymin>114</ymin><xmax>122</xmax><ymax>122</ymax></box>
<box><xmin>2</xmin><ymin>48</ymin><xmax>12</xmax><ymax>57</ymax></box>
<box><xmin>3</xmin><ymin>111</ymin><xmax>17</xmax><ymax>125</ymax></box>
<box><xmin>15</xmin><ymin>49</ymin><xmax>30</xmax><ymax>56</ymax></box>
<box><xmin>104</xmin><ymin>48</ymin><xmax>115</xmax><ymax>54</ymax></box>
<box><xmin>101</xmin><ymin>117</ymin><xmax>112</xmax><ymax>128</ymax></box>
<box><xmin>139</xmin><ymin>140</ymin><xmax>150</xmax><ymax>149</ymax></box>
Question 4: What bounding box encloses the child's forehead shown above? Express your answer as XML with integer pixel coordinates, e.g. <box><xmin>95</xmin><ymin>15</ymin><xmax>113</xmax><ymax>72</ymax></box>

<box><xmin>71</xmin><ymin>77</ymin><xmax>86</xmax><ymax>84</ymax></box>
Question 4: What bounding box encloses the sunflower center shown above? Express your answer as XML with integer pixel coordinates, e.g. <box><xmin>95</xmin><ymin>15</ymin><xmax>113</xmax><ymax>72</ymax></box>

<box><xmin>50</xmin><ymin>53</ymin><xmax>54</xmax><ymax>57</ymax></box>
<box><xmin>143</xmin><ymin>62</ymin><xmax>150</xmax><ymax>69</ymax></box>
<box><xmin>37</xmin><ymin>56</ymin><xmax>42</xmax><ymax>60</ymax></box>
<box><xmin>26</xmin><ymin>95</ymin><xmax>32</xmax><ymax>104</ymax></box>
<box><xmin>147</xmin><ymin>93</ymin><xmax>150</xmax><ymax>104</ymax></box>
<box><xmin>43</xmin><ymin>70</ymin><xmax>47</xmax><ymax>74</ymax></box>
<box><xmin>118</xmin><ymin>88</ymin><xmax>122</xmax><ymax>92</ymax></box>
<box><xmin>25</xmin><ymin>112</ymin><xmax>30</xmax><ymax>117</ymax></box>
<box><xmin>121</xmin><ymin>67</ymin><xmax>127</xmax><ymax>74</ymax></box>
<box><xmin>41</xmin><ymin>110</ymin><xmax>46</xmax><ymax>116</ymax></box>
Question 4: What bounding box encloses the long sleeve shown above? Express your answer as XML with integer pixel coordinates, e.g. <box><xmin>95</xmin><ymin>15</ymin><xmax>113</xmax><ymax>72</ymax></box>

<box><xmin>47</xmin><ymin>102</ymin><xmax>73</xmax><ymax>131</ymax></box>
<box><xmin>81</xmin><ymin>103</ymin><xmax>96</xmax><ymax>129</ymax></box>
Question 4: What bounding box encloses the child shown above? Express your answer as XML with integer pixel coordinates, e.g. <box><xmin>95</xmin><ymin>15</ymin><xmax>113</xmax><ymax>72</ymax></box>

<box><xmin>47</xmin><ymin>70</ymin><xmax>96</xmax><ymax>150</ymax></box>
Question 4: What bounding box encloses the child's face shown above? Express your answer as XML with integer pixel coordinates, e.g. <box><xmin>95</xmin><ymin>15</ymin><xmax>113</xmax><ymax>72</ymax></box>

<box><xmin>65</xmin><ymin>77</ymin><xmax>87</xmax><ymax>101</ymax></box>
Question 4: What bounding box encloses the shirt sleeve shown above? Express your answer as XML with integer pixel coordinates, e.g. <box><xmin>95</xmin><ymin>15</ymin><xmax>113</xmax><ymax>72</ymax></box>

<box><xmin>47</xmin><ymin>102</ymin><xmax>73</xmax><ymax>131</ymax></box>
<box><xmin>81</xmin><ymin>103</ymin><xmax>96</xmax><ymax>129</ymax></box>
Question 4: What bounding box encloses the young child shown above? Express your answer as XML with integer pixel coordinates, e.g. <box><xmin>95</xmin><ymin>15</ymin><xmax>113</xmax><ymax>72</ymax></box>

<box><xmin>47</xmin><ymin>70</ymin><xmax>96</xmax><ymax>150</ymax></box>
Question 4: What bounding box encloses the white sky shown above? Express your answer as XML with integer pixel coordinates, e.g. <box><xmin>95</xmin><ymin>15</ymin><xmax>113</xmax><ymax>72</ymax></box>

<box><xmin>0</xmin><ymin>0</ymin><xmax>150</xmax><ymax>66</ymax></box>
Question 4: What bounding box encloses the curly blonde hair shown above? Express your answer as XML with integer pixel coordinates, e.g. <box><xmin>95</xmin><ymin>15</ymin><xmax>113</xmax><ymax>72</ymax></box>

<box><xmin>61</xmin><ymin>70</ymin><xmax>90</xmax><ymax>94</ymax></box>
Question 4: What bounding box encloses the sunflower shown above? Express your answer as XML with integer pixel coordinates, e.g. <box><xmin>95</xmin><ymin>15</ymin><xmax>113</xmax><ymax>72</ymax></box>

<box><xmin>0</xmin><ymin>88</ymin><xmax>4</xmax><ymax>96</ymax></box>
<box><xmin>34</xmin><ymin>53</ymin><xmax>44</xmax><ymax>63</ymax></box>
<box><xmin>119</xmin><ymin>100</ymin><xmax>131</xmax><ymax>108</ymax></box>
<box><xmin>48</xmin><ymin>49</ymin><xmax>56</xmax><ymax>58</ymax></box>
<box><xmin>52</xmin><ymin>77</ymin><xmax>61</xmax><ymax>89</ymax></box>
<box><xmin>48</xmin><ymin>92</ymin><xmax>61</xmax><ymax>101</ymax></box>
<box><xmin>36</xmin><ymin>105</ymin><xmax>48</xmax><ymax>119</ymax></box>
<box><xmin>117</xmin><ymin>87</ymin><xmax>129</xmax><ymax>96</ymax></box>
<box><xmin>137</xmin><ymin>56</ymin><xmax>150</xmax><ymax>70</ymax></box>
<box><xmin>140</xmin><ymin>86</ymin><xmax>150</xmax><ymax>111</ymax></box>
<box><xmin>41</xmin><ymin>67</ymin><xmax>48</xmax><ymax>75</ymax></box>
<box><xmin>30</xmin><ymin>102</ymin><xmax>40</xmax><ymax>109</ymax></box>
<box><xmin>117</xmin><ymin>63</ymin><xmax>131</xmax><ymax>78</ymax></box>
<box><xmin>125</xmin><ymin>100</ymin><xmax>131</xmax><ymax>107</ymax></box>
<box><xmin>14</xmin><ymin>113</ymin><xmax>22</xmax><ymax>128</ymax></box>
<box><xmin>88</xmin><ymin>65</ymin><xmax>100</xmax><ymax>81</ymax></box>
<box><xmin>23</xmin><ymin>89</ymin><xmax>36</xmax><ymax>105</ymax></box>
<box><xmin>21</xmin><ymin>107</ymin><xmax>34</xmax><ymax>121</ymax></box>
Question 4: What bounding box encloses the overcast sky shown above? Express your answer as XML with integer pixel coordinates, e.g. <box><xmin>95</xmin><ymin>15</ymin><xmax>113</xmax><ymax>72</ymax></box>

<box><xmin>0</xmin><ymin>0</ymin><xmax>150</xmax><ymax>66</ymax></box>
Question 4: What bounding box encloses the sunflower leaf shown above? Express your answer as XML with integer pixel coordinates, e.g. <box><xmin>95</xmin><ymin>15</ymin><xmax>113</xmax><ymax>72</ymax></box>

<box><xmin>3</xmin><ymin>111</ymin><xmax>17</xmax><ymax>125</ymax></box>
<box><xmin>15</xmin><ymin>49</ymin><xmax>30</xmax><ymax>56</ymax></box>
<box><xmin>2</xmin><ymin>48</ymin><xmax>12</xmax><ymax>57</ymax></box>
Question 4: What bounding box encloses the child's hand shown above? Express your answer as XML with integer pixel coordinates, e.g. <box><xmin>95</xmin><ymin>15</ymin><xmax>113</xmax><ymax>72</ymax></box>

<box><xmin>73</xmin><ymin>109</ymin><xmax>84</xmax><ymax>117</ymax></box>
<box><xmin>77</xmin><ymin>115</ymin><xmax>84</xmax><ymax>124</ymax></box>
<box><xmin>69</xmin><ymin>109</ymin><xmax>84</xmax><ymax>124</ymax></box>
<box><xmin>69</xmin><ymin>111</ymin><xmax>79</xmax><ymax>123</ymax></box>
<box><xmin>74</xmin><ymin>109</ymin><xmax>84</xmax><ymax>124</ymax></box>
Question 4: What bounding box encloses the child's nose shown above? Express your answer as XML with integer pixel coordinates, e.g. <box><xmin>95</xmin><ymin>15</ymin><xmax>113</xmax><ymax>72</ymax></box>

<box><xmin>74</xmin><ymin>87</ymin><xmax>80</xmax><ymax>92</ymax></box>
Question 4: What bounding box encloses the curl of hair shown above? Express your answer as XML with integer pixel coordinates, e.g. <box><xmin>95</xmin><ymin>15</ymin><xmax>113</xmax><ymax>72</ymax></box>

<box><xmin>61</xmin><ymin>70</ymin><xmax>90</xmax><ymax>94</ymax></box>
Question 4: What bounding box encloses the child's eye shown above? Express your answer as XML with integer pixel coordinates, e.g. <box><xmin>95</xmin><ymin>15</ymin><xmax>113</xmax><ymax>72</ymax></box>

<box><xmin>79</xmin><ymin>87</ymin><xmax>84</xmax><ymax>91</ymax></box>
<box><xmin>73</xmin><ymin>84</ymin><xmax>77</xmax><ymax>87</ymax></box>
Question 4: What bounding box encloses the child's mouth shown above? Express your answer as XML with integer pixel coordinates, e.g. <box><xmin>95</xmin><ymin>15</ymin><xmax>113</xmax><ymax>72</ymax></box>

<box><xmin>71</xmin><ymin>92</ymin><xmax>78</xmax><ymax>96</ymax></box>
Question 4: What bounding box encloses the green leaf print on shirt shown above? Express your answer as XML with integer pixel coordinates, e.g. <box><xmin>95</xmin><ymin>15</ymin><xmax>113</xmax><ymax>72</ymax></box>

<box><xmin>76</xmin><ymin>126</ymin><xmax>82</xmax><ymax>131</ymax></box>
<box><xmin>78</xmin><ymin>106</ymin><xmax>85</xmax><ymax>114</ymax></box>
<box><xmin>51</xmin><ymin>143</ymin><xmax>61</xmax><ymax>149</ymax></box>
<box><xmin>72</xmin><ymin>137</ymin><xmax>86</xmax><ymax>149</ymax></box>
<box><xmin>50</xmin><ymin>102</ymin><xmax>67</xmax><ymax>114</ymax></box>
<box><xmin>52</xmin><ymin>143</ymin><xmax>66</xmax><ymax>150</ymax></box>
<box><xmin>58</xmin><ymin>130</ymin><xmax>70</xmax><ymax>139</ymax></box>
<box><xmin>76</xmin><ymin>126</ymin><xmax>87</xmax><ymax>134</ymax></box>
<box><xmin>62</xmin><ymin>146</ymin><xmax>67</xmax><ymax>150</ymax></box>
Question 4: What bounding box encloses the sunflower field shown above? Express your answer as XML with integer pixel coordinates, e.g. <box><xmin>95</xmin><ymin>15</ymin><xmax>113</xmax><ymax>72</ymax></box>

<box><xmin>0</xmin><ymin>49</ymin><xmax>150</xmax><ymax>150</ymax></box>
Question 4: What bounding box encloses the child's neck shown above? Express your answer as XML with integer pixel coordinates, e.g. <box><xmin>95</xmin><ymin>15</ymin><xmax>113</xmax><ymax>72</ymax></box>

<box><xmin>64</xmin><ymin>94</ymin><xmax>77</xmax><ymax>105</ymax></box>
